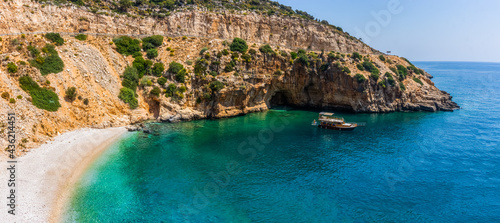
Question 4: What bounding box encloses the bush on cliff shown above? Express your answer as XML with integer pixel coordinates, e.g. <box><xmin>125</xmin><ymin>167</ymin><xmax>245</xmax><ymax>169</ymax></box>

<box><xmin>142</xmin><ymin>35</ymin><xmax>163</xmax><ymax>51</ymax></box>
<box><xmin>396</xmin><ymin>64</ymin><xmax>408</xmax><ymax>80</ymax></box>
<box><xmin>132</xmin><ymin>56</ymin><xmax>152</xmax><ymax>77</ymax></box>
<box><xmin>354</xmin><ymin>73</ymin><xmax>366</xmax><ymax>83</ymax></box>
<box><xmin>19</xmin><ymin>76</ymin><xmax>61</xmax><ymax>111</ymax></box>
<box><xmin>146</xmin><ymin>48</ymin><xmax>158</xmax><ymax>59</ymax></box>
<box><xmin>167</xmin><ymin>61</ymin><xmax>184</xmax><ymax>74</ymax></box>
<box><xmin>75</xmin><ymin>34</ymin><xmax>88</xmax><ymax>41</ymax></box>
<box><xmin>45</xmin><ymin>33</ymin><xmax>64</xmax><ymax>46</ymax></box>
<box><xmin>386</xmin><ymin>72</ymin><xmax>396</xmax><ymax>86</ymax></box>
<box><xmin>7</xmin><ymin>62</ymin><xmax>18</xmax><ymax>73</ymax></box>
<box><xmin>65</xmin><ymin>87</ymin><xmax>77</xmax><ymax>101</ymax></box>
<box><xmin>150</xmin><ymin>86</ymin><xmax>161</xmax><ymax>97</ymax></box>
<box><xmin>157</xmin><ymin>77</ymin><xmax>167</xmax><ymax>86</ymax></box>
<box><xmin>361</xmin><ymin>61</ymin><xmax>379</xmax><ymax>75</ymax></box>
<box><xmin>121</xmin><ymin>66</ymin><xmax>139</xmax><ymax>92</ymax></box>
<box><xmin>113</xmin><ymin>36</ymin><xmax>141</xmax><ymax>55</ymax></box>
<box><xmin>230</xmin><ymin>38</ymin><xmax>248</xmax><ymax>53</ymax></box>
<box><xmin>352</xmin><ymin>52</ymin><xmax>362</xmax><ymax>60</ymax></box>
<box><xmin>413</xmin><ymin>77</ymin><xmax>424</xmax><ymax>85</ymax></box>
<box><xmin>152</xmin><ymin>62</ymin><xmax>165</xmax><ymax>77</ymax></box>
<box><xmin>209</xmin><ymin>80</ymin><xmax>225</xmax><ymax>92</ymax></box>
<box><xmin>29</xmin><ymin>44</ymin><xmax>64</xmax><ymax>75</ymax></box>
<box><xmin>118</xmin><ymin>87</ymin><xmax>138</xmax><ymax>109</ymax></box>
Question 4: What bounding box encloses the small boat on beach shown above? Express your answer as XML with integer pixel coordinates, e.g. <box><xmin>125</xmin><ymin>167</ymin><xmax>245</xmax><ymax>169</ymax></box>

<box><xmin>313</xmin><ymin>112</ymin><xmax>358</xmax><ymax>131</ymax></box>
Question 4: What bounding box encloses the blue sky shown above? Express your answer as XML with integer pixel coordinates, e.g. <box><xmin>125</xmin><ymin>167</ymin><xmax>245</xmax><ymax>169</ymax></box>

<box><xmin>276</xmin><ymin>0</ymin><xmax>500</xmax><ymax>62</ymax></box>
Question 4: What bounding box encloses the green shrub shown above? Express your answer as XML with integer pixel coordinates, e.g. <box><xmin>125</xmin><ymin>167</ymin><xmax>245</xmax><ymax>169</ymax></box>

<box><xmin>386</xmin><ymin>72</ymin><xmax>395</xmax><ymax>86</ymax></box>
<box><xmin>17</xmin><ymin>95</ymin><xmax>22</xmax><ymax>99</ymax></box>
<box><xmin>290</xmin><ymin>52</ymin><xmax>298</xmax><ymax>59</ymax></box>
<box><xmin>113</xmin><ymin>36</ymin><xmax>141</xmax><ymax>55</ymax></box>
<box><xmin>413</xmin><ymin>77</ymin><xmax>424</xmax><ymax>85</ymax></box>
<box><xmin>354</xmin><ymin>73</ymin><xmax>366</xmax><ymax>83</ymax></box>
<box><xmin>379</xmin><ymin>55</ymin><xmax>386</xmax><ymax>61</ymax></box>
<box><xmin>118</xmin><ymin>87</ymin><xmax>138</xmax><ymax>109</ymax></box>
<box><xmin>328</xmin><ymin>52</ymin><xmax>340</xmax><ymax>60</ymax></box>
<box><xmin>19</xmin><ymin>76</ymin><xmax>61</xmax><ymax>111</ymax></box>
<box><xmin>297</xmin><ymin>53</ymin><xmax>309</xmax><ymax>66</ymax></box>
<box><xmin>408</xmin><ymin>65</ymin><xmax>424</xmax><ymax>75</ymax></box>
<box><xmin>132</xmin><ymin>51</ymin><xmax>142</xmax><ymax>58</ymax></box>
<box><xmin>209</xmin><ymin>71</ymin><xmax>218</xmax><ymax>76</ymax></box>
<box><xmin>352</xmin><ymin>52</ymin><xmax>362</xmax><ymax>60</ymax></box>
<box><xmin>121</xmin><ymin>66</ymin><xmax>139</xmax><ymax>91</ymax></box>
<box><xmin>280</xmin><ymin>50</ymin><xmax>288</xmax><ymax>57</ymax></box>
<box><xmin>157</xmin><ymin>77</ymin><xmax>167</xmax><ymax>86</ymax></box>
<box><xmin>378</xmin><ymin>80</ymin><xmax>387</xmax><ymax>88</ymax></box>
<box><xmin>175</xmin><ymin>69</ymin><xmax>187</xmax><ymax>83</ymax></box>
<box><xmin>402</xmin><ymin>57</ymin><xmax>414</xmax><ymax>66</ymax></box>
<box><xmin>45</xmin><ymin>33</ymin><xmax>64</xmax><ymax>45</ymax></box>
<box><xmin>75</xmin><ymin>34</ymin><xmax>87</xmax><ymax>41</ymax></box>
<box><xmin>7</xmin><ymin>62</ymin><xmax>18</xmax><ymax>73</ymax></box>
<box><xmin>27</xmin><ymin>45</ymin><xmax>40</xmax><ymax>57</ymax></box>
<box><xmin>9</xmin><ymin>98</ymin><xmax>15</xmax><ymax>103</ymax></box>
<box><xmin>142</xmin><ymin>35</ymin><xmax>163</xmax><ymax>50</ymax></box>
<box><xmin>222</xmin><ymin>49</ymin><xmax>229</xmax><ymax>56</ymax></box>
<box><xmin>165</xmin><ymin>83</ymin><xmax>176</xmax><ymax>97</ymax></box>
<box><xmin>65</xmin><ymin>87</ymin><xmax>77</xmax><ymax>101</ymax></box>
<box><xmin>178</xmin><ymin>85</ymin><xmax>187</xmax><ymax>93</ymax></box>
<box><xmin>209</xmin><ymin>80</ymin><xmax>224</xmax><ymax>92</ymax></box>
<box><xmin>83</xmin><ymin>98</ymin><xmax>89</xmax><ymax>105</ymax></box>
<box><xmin>241</xmin><ymin>53</ymin><xmax>251</xmax><ymax>63</ymax></box>
<box><xmin>167</xmin><ymin>61</ymin><xmax>184</xmax><ymax>74</ymax></box>
<box><xmin>259</xmin><ymin>44</ymin><xmax>276</xmax><ymax>56</ymax></box>
<box><xmin>370</xmin><ymin>73</ymin><xmax>379</xmax><ymax>81</ymax></box>
<box><xmin>362</xmin><ymin>61</ymin><xmax>380</xmax><ymax>76</ymax></box>
<box><xmin>200</xmin><ymin>47</ymin><xmax>209</xmax><ymax>55</ymax></box>
<box><xmin>194</xmin><ymin>59</ymin><xmax>208</xmax><ymax>75</ymax></box>
<box><xmin>152</xmin><ymin>62</ymin><xmax>164</xmax><ymax>76</ymax></box>
<box><xmin>146</xmin><ymin>48</ymin><xmax>158</xmax><ymax>59</ymax></box>
<box><xmin>356</xmin><ymin>63</ymin><xmax>364</xmax><ymax>71</ymax></box>
<box><xmin>396</xmin><ymin>64</ymin><xmax>408</xmax><ymax>80</ymax></box>
<box><xmin>399</xmin><ymin>82</ymin><xmax>406</xmax><ymax>91</ymax></box>
<box><xmin>186</xmin><ymin>60</ymin><xmax>193</xmax><ymax>65</ymax></box>
<box><xmin>132</xmin><ymin>56</ymin><xmax>152</xmax><ymax>77</ymax></box>
<box><xmin>1</xmin><ymin>92</ymin><xmax>9</xmax><ymax>100</ymax></box>
<box><xmin>230</xmin><ymin>38</ymin><xmax>248</xmax><ymax>53</ymax></box>
<box><xmin>29</xmin><ymin>44</ymin><xmax>64</xmax><ymax>75</ymax></box>
<box><xmin>342</xmin><ymin>66</ymin><xmax>351</xmax><ymax>74</ymax></box>
<box><xmin>150</xmin><ymin>86</ymin><xmax>161</xmax><ymax>96</ymax></box>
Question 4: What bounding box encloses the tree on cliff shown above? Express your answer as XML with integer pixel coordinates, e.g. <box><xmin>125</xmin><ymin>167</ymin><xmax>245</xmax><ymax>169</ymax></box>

<box><xmin>230</xmin><ymin>38</ymin><xmax>248</xmax><ymax>53</ymax></box>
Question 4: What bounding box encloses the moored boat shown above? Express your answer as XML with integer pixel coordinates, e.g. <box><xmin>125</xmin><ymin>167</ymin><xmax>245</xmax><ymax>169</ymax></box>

<box><xmin>315</xmin><ymin>112</ymin><xmax>358</xmax><ymax>131</ymax></box>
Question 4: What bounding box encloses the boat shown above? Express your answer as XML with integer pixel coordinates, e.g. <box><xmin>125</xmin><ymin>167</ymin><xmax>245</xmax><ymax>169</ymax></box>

<box><xmin>315</xmin><ymin>112</ymin><xmax>358</xmax><ymax>131</ymax></box>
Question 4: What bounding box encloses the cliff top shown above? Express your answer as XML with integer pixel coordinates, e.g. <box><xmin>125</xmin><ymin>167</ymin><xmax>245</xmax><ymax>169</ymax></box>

<box><xmin>35</xmin><ymin>0</ymin><xmax>362</xmax><ymax>45</ymax></box>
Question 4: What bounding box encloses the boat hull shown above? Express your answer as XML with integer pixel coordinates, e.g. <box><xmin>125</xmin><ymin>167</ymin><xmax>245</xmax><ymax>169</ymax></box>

<box><xmin>318</xmin><ymin>124</ymin><xmax>356</xmax><ymax>131</ymax></box>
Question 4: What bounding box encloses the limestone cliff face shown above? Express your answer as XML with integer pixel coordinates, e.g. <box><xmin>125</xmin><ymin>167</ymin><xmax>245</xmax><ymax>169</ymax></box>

<box><xmin>0</xmin><ymin>0</ymin><xmax>374</xmax><ymax>53</ymax></box>
<box><xmin>0</xmin><ymin>1</ymin><xmax>458</xmax><ymax>156</ymax></box>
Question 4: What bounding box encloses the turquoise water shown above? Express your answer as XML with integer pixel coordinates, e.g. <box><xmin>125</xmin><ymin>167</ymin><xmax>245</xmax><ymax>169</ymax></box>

<box><xmin>66</xmin><ymin>62</ymin><xmax>500</xmax><ymax>222</ymax></box>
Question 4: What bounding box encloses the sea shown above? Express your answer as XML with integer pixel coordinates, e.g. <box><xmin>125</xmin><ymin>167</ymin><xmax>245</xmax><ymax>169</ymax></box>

<box><xmin>64</xmin><ymin>62</ymin><xmax>500</xmax><ymax>222</ymax></box>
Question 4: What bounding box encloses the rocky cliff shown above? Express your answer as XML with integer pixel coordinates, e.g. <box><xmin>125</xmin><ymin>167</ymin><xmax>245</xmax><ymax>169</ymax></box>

<box><xmin>0</xmin><ymin>0</ymin><xmax>458</xmax><ymax>156</ymax></box>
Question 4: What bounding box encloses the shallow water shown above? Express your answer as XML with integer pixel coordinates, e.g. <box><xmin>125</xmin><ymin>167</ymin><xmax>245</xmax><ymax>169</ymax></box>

<box><xmin>66</xmin><ymin>62</ymin><xmax>500</xmax><ymax>222</ymax></box>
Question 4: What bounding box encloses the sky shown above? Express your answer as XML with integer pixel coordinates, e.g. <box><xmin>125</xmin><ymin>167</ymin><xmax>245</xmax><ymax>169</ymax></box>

<box><xmin>275</xmin><ymin>0</ymin><xmax>500</xmax><ymax>62</ymax></box>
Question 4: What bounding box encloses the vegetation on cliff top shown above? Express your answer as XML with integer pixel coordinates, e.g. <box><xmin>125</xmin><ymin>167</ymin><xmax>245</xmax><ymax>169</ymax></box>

<box><xmin>41</xmin><ymin>0</ymin><xmax>351</xmax><ymax>40</ymax></box>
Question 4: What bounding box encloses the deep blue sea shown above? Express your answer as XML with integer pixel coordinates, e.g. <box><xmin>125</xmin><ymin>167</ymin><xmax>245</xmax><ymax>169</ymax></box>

<box><xmin>65</xmin><ymin>62</ymin><xmax>500</xmax><ymax>222</ymax></box>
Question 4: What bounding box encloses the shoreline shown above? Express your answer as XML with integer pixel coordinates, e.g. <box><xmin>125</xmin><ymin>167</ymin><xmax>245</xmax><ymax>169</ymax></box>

<box><xmin>0</xmin><ymin>127</ymin><xmax>129</xmax><ymax>222</ymax></box>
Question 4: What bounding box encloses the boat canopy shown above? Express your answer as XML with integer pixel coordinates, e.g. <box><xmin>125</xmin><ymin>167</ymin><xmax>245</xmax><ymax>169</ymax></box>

<box><xmin>319</xmin><ymin>112</ymin><xmax>334</xmax><ymax>116</ymax></box>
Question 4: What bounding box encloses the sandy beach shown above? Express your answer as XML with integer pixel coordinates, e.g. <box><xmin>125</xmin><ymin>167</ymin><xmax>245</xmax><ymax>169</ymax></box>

<box><xmin>0</xmin><ymin>127</ymin><xmax>129</xmax><ymax>222</ymax></box>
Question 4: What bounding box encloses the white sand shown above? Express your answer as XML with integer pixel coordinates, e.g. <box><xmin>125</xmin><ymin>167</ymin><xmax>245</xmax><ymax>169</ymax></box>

<box><xmin>0</xmin><ymin>127</ymin><xmax>128</xmax><ymax>222</ymax></box>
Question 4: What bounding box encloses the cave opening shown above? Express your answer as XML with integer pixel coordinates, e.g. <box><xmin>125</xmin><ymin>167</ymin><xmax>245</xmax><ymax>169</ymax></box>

<box><xmin>269</xmin><ymin>91</ymin><xmax>293</xmax><ymax>109</ymax></box>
